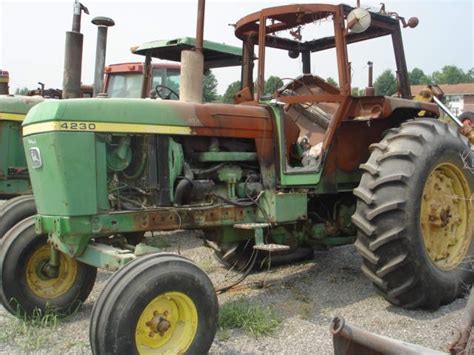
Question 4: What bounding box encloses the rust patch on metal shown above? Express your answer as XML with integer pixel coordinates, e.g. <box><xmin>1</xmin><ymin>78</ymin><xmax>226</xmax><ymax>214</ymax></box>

<box><xmin>131</xmin><ymin>205</ymin><xmax>253</xmax><ymax>231</ymax></box>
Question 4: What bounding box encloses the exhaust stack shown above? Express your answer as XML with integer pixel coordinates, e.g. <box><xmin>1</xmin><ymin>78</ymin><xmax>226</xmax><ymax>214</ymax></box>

<box><xmin>62</xmin><ymin>0</ymin><xmax>89</xmax><ymax>99</ymax></box>
<box><xmin>92</xmin><ymin>16</ymin><xmax>115</xmax><ymax>97</ymax></box>
<box><xmin>365</xmin><ymin>61</ymin><xmax>374</xmax><ymax>96</ymax></box>
<box><xmin>0</xmin><ymin>70</ymin><xmax>9</xmax><ymax>95</ymax></box>
<box><xmin>180</xmin><ymin>0</ymin><xmax>205</xmax><ymax>103</ymax></box>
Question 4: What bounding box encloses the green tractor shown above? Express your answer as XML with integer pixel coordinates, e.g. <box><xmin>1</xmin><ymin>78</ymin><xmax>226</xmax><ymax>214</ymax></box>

<box><xmin>2</xmin><ymin>2</ymin><xmax>473</xmax><ymax>353</ymax></box>
<box><xmin>0</xmin><ymin>61</ymin><xmax>184</xmax><ymax>222</ymax></box>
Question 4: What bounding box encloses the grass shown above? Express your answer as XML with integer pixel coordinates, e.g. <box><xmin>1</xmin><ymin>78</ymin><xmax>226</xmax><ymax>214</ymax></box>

<box><xmin>218</xmin><ymin>299</ymin><xmax>281</xmax><ymax>337</ymax></box>
<box><xmin>0</xmin><ymin>307</ymin><xmax>60</xmax><ymax>352</ymax></box>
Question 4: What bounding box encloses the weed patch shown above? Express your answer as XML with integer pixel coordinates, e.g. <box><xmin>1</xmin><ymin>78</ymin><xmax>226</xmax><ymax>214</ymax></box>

<box><xmin>218</xmin><ymin>299</ymin><xmax>281</xmax><ymax>337</ymax></box>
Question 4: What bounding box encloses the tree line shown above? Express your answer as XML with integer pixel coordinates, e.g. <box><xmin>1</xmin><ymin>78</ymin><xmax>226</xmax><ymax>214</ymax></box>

<box><xmin>221</xmin><ymin>65</ymin><xmax>474</xmax><ymax>101</ymax></box>
<box><xmin>372</xmin><ymin>65</ymin><xmax>474</xmax><ymax>96</ymax></box>
<box><xmin>12</xmin><ymin>64</ymin><xmax>474</xmax><ymax>101</ymax></box>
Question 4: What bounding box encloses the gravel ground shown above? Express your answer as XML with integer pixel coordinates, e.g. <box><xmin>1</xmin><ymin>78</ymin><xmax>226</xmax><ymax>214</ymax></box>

<box><xmin>0</xmin><ymin>224</ymin><xmax>468</xmax><ymax>354</ymax></box>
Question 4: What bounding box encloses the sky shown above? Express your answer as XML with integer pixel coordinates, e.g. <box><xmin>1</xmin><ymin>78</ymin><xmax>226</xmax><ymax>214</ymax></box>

<box><xmin>0</xmin><ymin>0</ymin><xmax>473</xmax><ymax>94</ymax></box>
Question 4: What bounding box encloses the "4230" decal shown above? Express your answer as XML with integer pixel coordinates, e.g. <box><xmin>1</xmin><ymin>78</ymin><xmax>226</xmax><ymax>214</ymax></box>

<box><xmin>59</xmin><ymin>122</ymin><xmax>97</xmax><ymax>131</ymax></box>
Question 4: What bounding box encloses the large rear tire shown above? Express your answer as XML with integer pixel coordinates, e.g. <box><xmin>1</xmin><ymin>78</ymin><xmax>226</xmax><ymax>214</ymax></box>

<box><xmin>90</xmin><ymin>253</ymin><xmax>217</xmax><ymax>355</ymax></box>
<box><xmin>0</xmin><ymin>195</ymin><xmax>36</xmax><ymax>239</ymax></box>
<box><xmin>352</xmin><ymin>119</ymin><xmax>474</xmax><ymax>309</ymax></box>
<box><xmin>0</xmin><ymin>217</ymin><xmax>97</xmax><ymax>317</ymax></box>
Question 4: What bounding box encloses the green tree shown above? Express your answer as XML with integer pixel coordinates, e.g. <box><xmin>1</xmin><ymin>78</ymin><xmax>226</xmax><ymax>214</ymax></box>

<box><xmin>14</xmin><ymin>87</ymin><xmax>28</xmax><ymax>95</ymax></box>
<box><xmin>431</xmin><ymin>65</ymin><xmax>468</xmax><ymax>85</ymax></box>
<box><xmin>223</xmin><ymin>81</ymin><xmax>241</xmax><ymax>103</ymax></box>
<box><xmin>351</xmin><ymin>87</ymin><xmax>366</xmax><ymax>96</ymax></box>
<box><xmin>351</xmin><ymin>87</ymin><xmax>360</xmax><ymax>96</ymax></box>
<box><xmin>203</xmin><ymin>70</ymin><xmax>218</xmax><ymax>102</ymax></box>
<box><xmin>409</xmin><ymin>68</ymin><xmax>430</xmax><ymax>85</ymax></box>
<box><xmin>326</xmin><ymin>77</ymin><xmax>338</xmax><ymax>87</ymax></box>
<box><xmin>374</xmin><ymin>70</ymin><xmax>397</xmax><ymax>96</ymax></box>
<box><xmin>264</xmin><ymin>76</ymin><xmax>283</xmax><ymax>95</ymax></box>
<box><xmin>466</xmin><ymin>68</ymin><xmax>474</xmax><ymax>83</ymax></box>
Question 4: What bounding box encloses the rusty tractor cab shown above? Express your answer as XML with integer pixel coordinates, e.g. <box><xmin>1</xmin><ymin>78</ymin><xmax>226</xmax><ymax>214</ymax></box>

<box><xmin>234</xmin><ymin>4</ymin><xmax>439</xmax><ymax>182</ymax></box>
<box><xmin>103</xmin><ymin>62</ymin><xmax>180</xmax><ymax>99</ymax></box>
<box><xmin>4</xmin><ymin>3</ymin><xmax>474</xmax><ymax>353</ymax></box>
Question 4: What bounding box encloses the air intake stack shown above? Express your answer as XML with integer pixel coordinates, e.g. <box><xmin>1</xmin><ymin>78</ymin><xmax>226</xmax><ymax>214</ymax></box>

<box><xmin>180</xmin><ymin>0</ymin><xmax>205</xmax><ymax>103</ymax></box>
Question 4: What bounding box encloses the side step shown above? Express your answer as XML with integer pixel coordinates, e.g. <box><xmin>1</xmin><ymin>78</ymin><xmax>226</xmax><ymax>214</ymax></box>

<box><xmin>234</xmin><ymin>223</ymin><xmax>271</xmax><ymax>230</ymax></box>
<box><xmin>253</xmin><ymin>244</ymin><xmax>290</xmax><ymax>252</ymax></box>
<box><xmin>233</xmin><ymin>223</ymin><xmax>290</xmax><ymax>253</ymax></box>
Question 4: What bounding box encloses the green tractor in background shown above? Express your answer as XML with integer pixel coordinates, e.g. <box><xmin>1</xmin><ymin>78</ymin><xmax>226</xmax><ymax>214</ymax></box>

<box><xmin>2</xmin><ymin>2</ymin><xmax>474</xmax><ymax>354</ymax></box>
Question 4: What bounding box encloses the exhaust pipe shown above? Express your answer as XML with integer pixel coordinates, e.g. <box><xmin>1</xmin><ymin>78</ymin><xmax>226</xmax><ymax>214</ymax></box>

<box><xmin>92</xmin><ymin>16</ymin><xmax>115</xmax><ymax>97</ymax></box>
<box><xmin>62</xmin><ymin>0</ymin><xmax>89</xmax><ymax>99</ymax></box>
<box><xmin>0</xmin><ymin>70</ymin><xmax>9</xmax><ymax>95</ymax></box>
<box><xmin>331</xmin><ymin>317</ymin><xmax>445</xmax><ymax>355</ymax></box>
<box><xmin>180</xmin><ymin>0</ymin><xmax>205</xmax><ymax>103</ymax></box>
<box><xmin>365</xmin><ymin>61</ymin><xmax>374</xmax><ymax>96</ymax></box>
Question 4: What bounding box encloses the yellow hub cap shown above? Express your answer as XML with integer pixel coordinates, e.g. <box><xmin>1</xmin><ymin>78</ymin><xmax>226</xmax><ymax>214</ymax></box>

<box><xmin>421</xmin><ymin>163</ymin><xmax>473</xmax><ymax>270</ymax></box>
<box><xmin>26</xmin><ymin>245</ymin><xmax>78</xmax><ymax>299</ymax></box>
<box><xmin>135</xmin><ymin>292</ymin><xmax>198</xmax><ymax>354</ymax></box>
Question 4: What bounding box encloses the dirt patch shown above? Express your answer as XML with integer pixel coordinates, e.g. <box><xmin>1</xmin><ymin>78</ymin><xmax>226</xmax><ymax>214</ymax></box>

<box><xmin>0</xmin><ymin>230</ymin><xmax>467</xmax><ymax>354</ymax></box>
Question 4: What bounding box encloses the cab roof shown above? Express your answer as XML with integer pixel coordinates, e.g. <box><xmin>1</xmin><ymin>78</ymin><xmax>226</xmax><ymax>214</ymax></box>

<box><xmin>131</xmin><ymin>37</ymin><xmax>243</xmax><ymax>69</ymax></box>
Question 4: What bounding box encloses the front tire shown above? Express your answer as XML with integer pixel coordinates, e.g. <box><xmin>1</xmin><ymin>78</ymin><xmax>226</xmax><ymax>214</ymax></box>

<box><xmin>90</xmin><ymin>253</ymin><xmax>218</xmax><ymax>355</ymax></box>
<box><xmin>0</xmin><ymin>195</ymin><xmax>36</xmax><ymax>239</ymax></box>
<box><xmin>352</xmin><ymin>119</ymin><xmax>474</xmax><ymax>309</ymax></box>
<box><xmin>0</xmin><ymin>217</ymin><xmax>97</xmax><ymax>317</ymax></box>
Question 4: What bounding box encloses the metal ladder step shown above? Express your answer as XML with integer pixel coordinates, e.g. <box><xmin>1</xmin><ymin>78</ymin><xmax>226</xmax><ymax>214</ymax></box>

<box><xmin>253</xmin><ymin>243</ymin><xmax>291</xmax><ymax>252</ymax></box>
<box><xmin>233</xmin><ymin>223</ymin><xmax>271</xmax><ymax>230</ymax></box>
<box><xmin>233</xmin><ymin>223</ymin><xmax>289</xmax><ymax>253</ymax></box>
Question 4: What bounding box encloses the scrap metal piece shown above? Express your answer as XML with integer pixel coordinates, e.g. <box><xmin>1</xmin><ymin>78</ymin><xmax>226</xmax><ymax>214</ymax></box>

<box><xmin>449</xmin><ymin>290</ymin><xmax>474</xmax><ymax>354</ymax></box>
<box><xmin>331</xmin><ymin>316</ymin><xmax>446</xmax><ymax>355</ymax></box>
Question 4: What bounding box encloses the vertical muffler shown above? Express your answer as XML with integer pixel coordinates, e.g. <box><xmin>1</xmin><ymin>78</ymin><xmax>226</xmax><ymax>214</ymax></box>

<box><xmin>92</xmin><ymin>16</ymin><xmax>115</xmax><ymax>97</ymax></box>
<box><xmin>365</xmin><ymin>61</ymin><xmax>374</xmax><ymax>96</ymax></box>
<box><xmin>62</xmin><ymin>0</ymin><xmax>88</xmax><ymax>99</ymax></box>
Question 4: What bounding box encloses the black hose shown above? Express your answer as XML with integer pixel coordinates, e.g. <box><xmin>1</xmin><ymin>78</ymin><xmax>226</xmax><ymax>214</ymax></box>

<box><xmin>216</xmin><ymin>248</ymin><xmax>258</xmax><ymax>294</ymax></box>
<box><xmin>174</xmin><ymin>163</ymin><xmax>194</xmax><ymax>206</ymax></box>
<box><xmin>192</xmin><ymin>163</ymin><xmax>225</xmax><ymax>177</ymax></box>
<box><xmin>212</xmin><ymin>193</ymin><xmax>257</xmax><ymax>207</ymax></box>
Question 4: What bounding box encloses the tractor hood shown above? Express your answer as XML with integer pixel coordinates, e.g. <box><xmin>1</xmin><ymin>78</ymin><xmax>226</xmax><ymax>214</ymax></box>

<box><xmin>0</xmin><ymin>95</ymin><xmax>44</xmax><ymax>121</ymax></box>
<box><xmin>22</xmin><ymin>98</ymin><xmax>273</xmax><ymax>217</ymax></box>
<box><xmin>23</xmin><ymin>98</ymin><xmax>273</xmax><ymax>139</ymax></box>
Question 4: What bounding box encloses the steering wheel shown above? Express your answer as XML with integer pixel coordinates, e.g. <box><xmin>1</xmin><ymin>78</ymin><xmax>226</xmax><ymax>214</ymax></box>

<box><xmin>155</xmin><ymin>85</ymin><xmax>179</xmax><ymax>100</ymax></box>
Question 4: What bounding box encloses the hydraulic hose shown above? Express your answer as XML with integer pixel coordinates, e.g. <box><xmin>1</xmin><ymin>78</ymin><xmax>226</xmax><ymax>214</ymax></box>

<box><xmin>174</xmin><ymin>162</ymin><xmax>194</xmax><ymax>206</ymax></box>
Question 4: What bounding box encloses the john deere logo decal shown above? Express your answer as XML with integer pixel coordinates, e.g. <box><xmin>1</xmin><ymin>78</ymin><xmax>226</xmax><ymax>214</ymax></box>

<box><xmin>29</xmin><ymin>147</ymin><xmax>42</xmax><ymax>169</ymax></box>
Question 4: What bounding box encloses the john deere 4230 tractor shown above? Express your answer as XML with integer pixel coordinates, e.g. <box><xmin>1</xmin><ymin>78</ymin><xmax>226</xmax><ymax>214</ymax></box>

<box><xmin>2</xmin><ymin>2</ymin><xmax>473</xmax><ymax>354</ymax></box>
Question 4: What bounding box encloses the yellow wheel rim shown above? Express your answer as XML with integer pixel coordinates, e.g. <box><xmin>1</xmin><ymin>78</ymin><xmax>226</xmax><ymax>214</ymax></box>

<box><xmin>135</xmin><ymin>292</ymin><xmax>198</xmax><ymax>354</ymax></box>
<box><xmin>26</xmin><ymin>244</ymin><xmax>78</xmax><ymax>299</ymax></box>
<box><xmin>421</xmin><ymin>162</ymin><xmax>473</xmax><ymax>270</ymax></box>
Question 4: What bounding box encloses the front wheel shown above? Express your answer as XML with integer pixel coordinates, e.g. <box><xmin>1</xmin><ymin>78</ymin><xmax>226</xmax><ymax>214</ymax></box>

<box><xmin>352</xmin><ymin>119</ymin><xmax>474</xmax><ymax>309</ymax></box>
<box><xmin>0</xmin><ymin>217</ymin><xmax>97</xmax><ymax>318</ymax></box>
<box><xmin>90</xmin><ymin>253</ymin><xmax>218</xmax><ymax>354</ymax></box>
